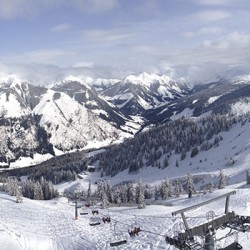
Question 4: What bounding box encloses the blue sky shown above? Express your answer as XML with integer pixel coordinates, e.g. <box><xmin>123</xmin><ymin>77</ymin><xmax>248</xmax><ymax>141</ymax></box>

<box><xmin>1</xmin><ymin>0</ymin><xmax>250</xmax><ymax>83</ymax></box>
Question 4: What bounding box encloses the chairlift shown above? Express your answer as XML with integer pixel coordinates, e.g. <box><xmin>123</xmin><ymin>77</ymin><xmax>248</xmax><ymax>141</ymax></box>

<box><xmin>89</xmin><ymin>217</ymin><xmax>101</xmax><ymax>226</ymax></box>
<box><xmin>102</xmin><ymin>209</ymin><xmax>111</xmax><ymax>223</ymax></box>
<box><xmin>92</xmin><ymin>210</ymin><xmax>99</xmax><ymax>215</ymax></box>
<box><xmin>218</xmin><ymin>242</ymin><xmax>242</xmax><ymax>250</ymax></box>
<box><xmin>102</xmin><ymin>216</ymin><xmax>111</xmax><ymax>223</ymax></box>
<box><xmin>128</xmin><ymin>215</ymin><xmax>141</xmax><ymax>237</ymax></box>
<box><xmin>80</xmin><ymin>207</ymin><xmax>88</xmax><ymax>215</ymax></box>
<box><xmin>110</xmin><ymin>222</ymin><xmax>127</xmax><ymax>247</ymax></box>
<box><xmin>218</xmin><ymin>231</ymin><xmax>242</xmax><ymax>250</ymax></box>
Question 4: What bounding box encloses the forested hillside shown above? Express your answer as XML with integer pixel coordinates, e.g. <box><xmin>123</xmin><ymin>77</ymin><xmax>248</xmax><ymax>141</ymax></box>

<box><xmin>96</xmin><ymin>114</ymin><xmax>242</xmax><ymax>177</ymax></box>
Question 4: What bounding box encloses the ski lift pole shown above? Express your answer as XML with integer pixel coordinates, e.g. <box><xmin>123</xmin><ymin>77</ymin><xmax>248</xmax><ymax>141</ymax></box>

<box><xmin>75</xmin><ymin>192</ymin><xmax>78</xmax><ymax>220</ymax></box>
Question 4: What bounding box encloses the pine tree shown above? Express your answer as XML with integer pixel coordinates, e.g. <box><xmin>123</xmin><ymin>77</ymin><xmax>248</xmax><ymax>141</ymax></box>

<box><xmin>136</xmin><ymin>179</ymin><xmax>145</xmax><ymax>209</ymax></box>
<box><xmin>15</xmin><ymin>187</ymin><xmax>23</xmax><ymax>203</ymax></box>
<box><xmin>120</xmin><ymin>185</ymin><xmax>128</xmax><ymax>203</ymax></box>
<box><xmin>101</xmin><ymin>190</ymin><xmax>108</xmax><ymax>208</ymax></box>
<box><xmin>127</xmin><ymin>182</ymin><xmax>136</xmax><ymax>203</ymax></box>
<box><xmin>174</xmin><ymin>179</ymin><xmax>182</xmax><ymax>197</ymax></box>
<box><xmin>154</xmin><ymin>185</ymin><xmax>160</xmax><ymax>200</ymax></box>
<box><xmin>113</xmin><ymin>187</ymin><xmax>121</xmax><ymax>206</ymax></box>
<box><xmin>187</xmin><ymin>173</ymin><xmax>196</xmax><ymax>198</ymax></box>
<box><xmin>6</xmin><ymin>177</ymin><xmax>23</xmax><ymax>203</ymax></box>
<box><xmin>208</xmin><ymin>180</ymin><xmax>215</xmax><ymax>193</ymax></box>
<box><xmin>34</xmin><ymin>182</ymin><xmax>44</xmax><ymax>200</ymax></box>
<box><xmin>218</xmin><ymin>170</ymin><xmax>226</xmax><ymax>189</ymax></box>
<box><xmin>106</xmin><ymin>180</ymin><xmax>113</xmax><ymax>203</ymax></box>
<box><xmin>246</xmin><ymin>170</ymin><xmax>250</xmax><ymax>185</ymax></box>
<box><xmin>160</xmin><ymin>180</ymin><xmax>168</xmax><ymax>200</ymax></box>
<box><xmin>87</xmin><ymin>179</ymin><xmax>91</xmax><ymax>199</ymax></box>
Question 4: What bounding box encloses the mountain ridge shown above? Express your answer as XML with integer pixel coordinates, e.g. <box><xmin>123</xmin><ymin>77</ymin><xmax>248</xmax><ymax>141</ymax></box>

<box><xmin>1</xmin><ymin>71</ymin><xmax>250</xmax><ymax>168</ymax></box>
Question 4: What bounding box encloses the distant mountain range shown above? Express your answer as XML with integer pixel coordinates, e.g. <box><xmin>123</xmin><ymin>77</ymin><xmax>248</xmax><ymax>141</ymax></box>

<box><xmin>1</xmin><ymin>71</ymin><xmax>250</xmax><ymax>166</ymax></box>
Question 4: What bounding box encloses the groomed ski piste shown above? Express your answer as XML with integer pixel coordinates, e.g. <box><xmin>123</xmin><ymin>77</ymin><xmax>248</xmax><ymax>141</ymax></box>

<box><xmin>1</xmin><ymin>183</ymin><xmax>250</xmax><ymax>250</ymax></box>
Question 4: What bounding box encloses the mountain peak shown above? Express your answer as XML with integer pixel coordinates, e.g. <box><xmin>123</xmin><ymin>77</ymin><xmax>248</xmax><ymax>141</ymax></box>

<box><xmin>0</xmin><ymin>73</ymin><xmax>25</xmax><ymax>86</ymax></box>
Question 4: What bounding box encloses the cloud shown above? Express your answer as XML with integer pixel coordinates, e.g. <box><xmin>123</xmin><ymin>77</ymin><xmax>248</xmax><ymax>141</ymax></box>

<box><xmin>194</xmin><ymin>0</ymin><xmax>236</xmax><ymax>5</ymax></box>
<box><xmin>0</xmin><ymin>0</ymin><xmax>60</xmax><ymax>19</ymax></box>
<box><xmin>0</xmin><ymin>49</ymin><xmax>76</xmax><ymax>66</ymax></box>
<box><xmin>84</xmin><ymin>28</ymin><xmax>134</xmax><ymax>43</ymax></box>
<box><xmin>163</xmin><ymin>32</ymin><xmax>250</xmax><ymax>82</ymax></box>
<box><xmin>193</xmin><ymin>10</ymin><xmax>231</xmax><ymax>22</ymax></box>
<box><xmin>184</xmin><ymin>26</ymin><xmax>223</xmax><ymax>37</ymax></box>
<box><xmin>0</xmin><ymin>0</ymin><xmax>36</xmax><ymax>19</ymax></box>
<box><xmin>135</xmin><ymin>0</ymin><xmax>163</xmax><ymax>16</ymax></box>
<box><xmin>72</xmin><ymin>61</ymin><xmax>94</xmax><ymax>68</ymax></box>
<box><xmin>70</xmin><ymin>0</ymin><xmax>118</xmax><ymax>13</ymax></box>
<box><xmin>0</xmin><ymin>0</ymin><xmax>118</xmax><ymax>19</ymax></box>
<box><xmin>51</xmin><ymin>23</ymin><xmax>71</xmax><ymax>32</ymax></box>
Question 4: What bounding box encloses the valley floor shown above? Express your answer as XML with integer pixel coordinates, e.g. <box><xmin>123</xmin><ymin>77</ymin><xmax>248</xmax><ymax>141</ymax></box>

<box><xmin>1</xmin><ymin>185</ymin><xmax>250</xmax><ymax>250</ymax></box>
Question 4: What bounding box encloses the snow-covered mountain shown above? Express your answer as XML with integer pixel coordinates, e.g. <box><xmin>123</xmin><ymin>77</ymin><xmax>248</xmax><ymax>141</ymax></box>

<box><xmin>2</xmin><ymin>70</ymin><xmax>250</xmax><ymax>167</ymax></box>
<box><xmin>145</xmin><ymin>77</ymin><xmax>250</xmax><ymax>124</ymax></box>
<box><xmin>101</xmin><ymin>72</ymin><xmax>187</xmax><ymax>117</ymax></box>
<box><xmin>3</xmin><ymin>71</ymin><xmax>250</xmax><ymax>250</ymax></box>
<box><xmin>0</xmin><ymin>75</ymin><xmax>138</xmax><ymax>166</ymax></box>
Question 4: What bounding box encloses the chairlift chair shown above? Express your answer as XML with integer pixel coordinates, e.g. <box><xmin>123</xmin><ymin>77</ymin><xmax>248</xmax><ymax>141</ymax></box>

<box><xmin>102</xmin><ymin>209</ymin><xmax>111</xmax><ymax>223</ymax></box>
<box><xmin>102</xmin><ymin>216</ymin><xmax>111</xmax><ymax>223</ymax></box>
<box><xmin>92</xmin><ymin>210</ymin><xmax>99</xmax><ymax>215</ymax></box>
<box><xmin>218</xmin><ymin>242</ymin><xmax>242</xmax><ymax>250</ymax></box>
<box><xmin>80</xmin><ymin>207</ymin><xmax>88</xmax><ymax>215</ymax></box>
<box><xmin>128</xmin><ymin>215</ymin><xmax>141</xmax><ymax>237</ymax></box>
<box><xmin>110</xmin><ymin>234</ymin><xmax>127</xmax><ymax>247</ymax></box>
<box><xmin>89</xmin><ymin>216</ymin><xmax>101</xmax><ymax>226</ymax></box>
<box><xmin>110</xmin><ymin>222</ymin><xmax>127</xmax><ymax>247</ymax></box>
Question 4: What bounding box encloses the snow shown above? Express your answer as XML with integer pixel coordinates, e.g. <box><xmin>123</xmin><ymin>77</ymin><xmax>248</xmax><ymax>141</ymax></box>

<box><xmin>231</xmin><ymin>98</ymin><xmax>250</xmax><ymax>115</ymax></box>
<box><xmin>170</xmin><ymin>108</ymin><xmax>194</xmax><ymax>120</ymax></box>
<box><xmin>137</xmin><ymin>95</ymin><xmax>153</xmax><ymax>110</ymax></box>
<box><xmin>233</xmin><ymin>74</ymin><xmax>250</xmax><ymax>84</ymax></box>
<box><xmin>2</xmin><ymin>117</ymin><xmax>250</xmax><ymax>248</ymax></box>
<box><xmin>0</xmin><ymin>73</ymin><xmax>24</xmax><ymax>86</ymax></box>
<box><xmin>33</xmin><ymin>89</ymin><xmax>120</xmax><ymax>150</ymax></box>
<box><xmin>123</xmin><ymin>72</ymin><xmax>176</xmax><ymax>89</ymax></box>
<box><xmin>0</xmin><ymin>92</ymin><xmax>30</xmax><ymax>118</ymax></box>
<box><xmin>207</xmin><ymin>95</ymin><xmax>222</xmax><ymax>105</ymax></box>
<box><xmin>9</xmin><ymin>153</ymin><xmax>54</xmax><ymax>169</ymax></box>
<box><xmin>108</xmin><ymin>93</ymin><xmax>133</xmax><ymax>101</ymax></box>
<box><xmin>1</xmin><ymin>186</ymin><xmax>250</xmax><ymax>249</ymax></box>
<box><xmin>63</xmin><ymin>75</ymin><xmax>93</xmax><ymax>87</ymax></box>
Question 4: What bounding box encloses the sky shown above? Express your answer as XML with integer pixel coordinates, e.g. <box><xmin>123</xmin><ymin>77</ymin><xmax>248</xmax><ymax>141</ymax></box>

<box><xmin>1</xmin><ymin>0</ymin><xmax>250</xmax><ymax>84</ymax></box>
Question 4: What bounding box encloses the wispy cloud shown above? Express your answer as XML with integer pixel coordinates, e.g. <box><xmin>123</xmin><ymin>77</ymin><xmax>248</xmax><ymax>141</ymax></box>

<box><xmin>84</xmin><ymin>28</ymin><xmax>134</xmax><ymax>43</ymax></box>
<box><xmin>51</xmin><ymin>23</ymin><xmax>71</xmax><ymax>32</ymax></box>
<box><xmin>71</xmin><ymin>0</ymin><xmax>118</xmax><ymax>13</ymax></box>
<box><xmin>194</xmin><ymin>0</ymin><xmax>236</xmax><ymax>5</ymax></box>
<box><xmin>184</xmin><ymin>26</ymin><xmax>223</xmax><ymax>37</ymax></box>
<box><xmin>0</xmin><ymin>49</ymin><xmax>76</xmax><ymax>65</ymax></box>
<box><xmin>72</xmin><ymin>61</ymin><xmax>94</xmax><ymax>68</ymax></box>
<box><xmin>0</xmin><ymin>0</ymin><xmax>118</xmax><ymax>19</ymax></box>
<box><xmin>193</xmin><ymin>10</ymin><xmax>231</xmax><ymax>22</ymax></box>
